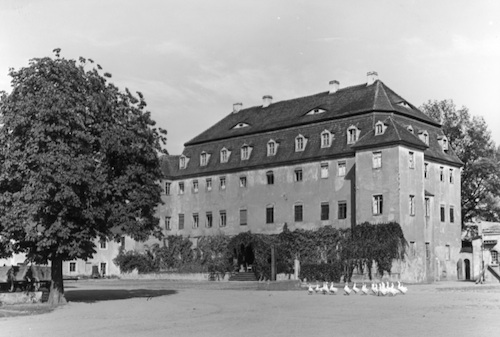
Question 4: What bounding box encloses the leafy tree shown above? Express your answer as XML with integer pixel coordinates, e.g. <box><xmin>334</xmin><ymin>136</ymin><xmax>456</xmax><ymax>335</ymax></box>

<box><xmin>420</xmin><ymin>99</ymin><xmax>500</xmax><ymax>225</ymax></box>
<box><xmin>0</xmin><ymin>51</ymin><xmax>167</xmax><ymax>305</ymax></box>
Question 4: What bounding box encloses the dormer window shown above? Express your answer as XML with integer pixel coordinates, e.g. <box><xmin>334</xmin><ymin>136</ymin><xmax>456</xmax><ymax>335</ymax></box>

<box><xmin>220</xmin><ymin>148</ymin><xmax>230</xmax><ymax>163</ymax></box>
<box><xmin>200</xmin><ymin>152</ymin><xmax>210</xmax><ymax>166</ymax></box>
<box><xmin>295</xmin><ymin>135</ymin><xmax>307</xmax><ymax>152</ymax></box>
<box><xmin>419</xmin><ymin>130</ymin><xmax>429</xmax><ymax>145</ymax></box>
<box><xmin>374</xmin><ymin>121</ymin><xmax>386</xmax><ymax>136</ymax></box>
<box><xmin>179</xmin><ymin>155</ymin><xmax>190</xmax><ymax>169</ymax></box>
<box><xmin>241</xmin><ymin>145</ymin><xmax>253</xmax><ymax>160</ymax></box>
<box><xmin>438</xmin><ymin>136</ymin><xmax>449</xmax><ymax>151</ymax></box>
<box><xmin>321</xmin><ymin>130</ymin><xmax>332</xmax><ymax>148</ymax></box>
<box><xmin>267</xmin><ymin>140</ymin><xmax>278</xmax><ymax>156</ymax></box>
<box><xmin>306</xmin><ymin>107</ymin><xmax>326</xmax><ymax>116</ymax></box>
<box><xmin>398</xmin><ymin>101</ymin><xmax>411</xmax><ymax>109</ymax></box>
<box><xmin>347</xmin><ymin>126</ymin><xmax>360</xmax><ymax>144</ymax></box>
<box><xmin>233</xmin><ymin>122</ymin><xmax>249</xmax><ymax>129</ymax></box>
<box><xmin>407</xmin><ymin>125</ymin><xmax>414</xmax><ymax>134</ymax></box>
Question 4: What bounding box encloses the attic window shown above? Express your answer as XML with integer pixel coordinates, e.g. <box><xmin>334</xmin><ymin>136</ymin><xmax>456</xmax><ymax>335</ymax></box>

<box><xmin>241</xmin><ymin>145</ymin><xmax>253</xmax><ymax>160</ymax></box>
<box><xmin>267</xmin><ymin>140</ymin><xmax>278</xmax><ymax>156</ymax></box>
<box><xmin>438</xmin><ymin>136</ymin><xmax>449</xmax><ymax>152</ymax></box>
<box><xmin>220</xmin><ymin>148</ymin><xmax>231</xmax><ymax>163</ymax></box>
<box><xmin>419</xmin><ymin>130</ymin><xmax>429</xmax><ymax>145</ymax></box>
<box><xmin>233</xmin><ymin>122</ymin><xmax>249</xmax><ymax>129</ymax></box>
<box><xmin>374</xmin><ymin>121</ymin><xmax>386</xmax><ymax>136</ymax></box>
<box><xmin>306</xmin><ymin>108</ymin><xmax>326</xmax><ymax>116</ymax></box>
<box><xmin>295</xmin><ymin>135</ymin><xmax>308</xmax><ymax>152</ymax></box>
<box><xmin>320</xmin><ymin>130</ymin><xmax>332</xmax><ymax>148</ymax></box>
<box><xmin>398</xmin><ymin>101</ymin><xmax>411</xmax><ymax>109</ymax></box>
<box><xmin>179</xmin><ymin>155</ymin><xmax>190</xmax><ymax>170</ymax></box>
<box><xmin>347</xmin><ymin>126</ymin><xmax>360</xmax><ymax>144</ymax></box>
<box><xmin>200</xmin><ymin>152</ymin><xmax>210</xmax><ymax>166</ymax></box>
<box><xmin>407</xmin><ymin>125</ymin><xmax>414</xmax><ymax>134</ymax></box>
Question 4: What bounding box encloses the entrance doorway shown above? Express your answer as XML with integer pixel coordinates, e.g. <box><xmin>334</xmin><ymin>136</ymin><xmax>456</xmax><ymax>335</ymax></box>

<box><xmin>464</xmin><ymin>259</ymin><xmax>471</xmax><ymax>280</ymax></box>
<box><xmin>237</xmin><ymin>243</ymin><xmax>254</xmax><ymax>272</ymax></box>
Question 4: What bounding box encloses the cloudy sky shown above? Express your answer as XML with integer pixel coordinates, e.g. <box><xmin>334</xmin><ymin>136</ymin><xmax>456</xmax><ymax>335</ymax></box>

<box><xmin>1</xmin><ymin>0</ymin><xmax>499</xmax><ymax>154</ymax></box>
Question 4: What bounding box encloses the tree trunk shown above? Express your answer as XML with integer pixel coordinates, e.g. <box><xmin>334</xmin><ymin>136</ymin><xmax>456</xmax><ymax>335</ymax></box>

<box><xmin>48</xmin><ymin>258</ymin><xmax>67</xmax><ymax>306</ymax></box>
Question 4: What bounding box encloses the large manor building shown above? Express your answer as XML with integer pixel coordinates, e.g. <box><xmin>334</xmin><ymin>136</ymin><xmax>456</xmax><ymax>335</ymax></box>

<box><xmin>157</xmin><ymin>72</ymin><xmax>463</xmax><ymax>282</ymax></box>
<box><xmin>158</xmin><ymin>72</ymin><xmax>463</xmax><ymax>283</ymax></box>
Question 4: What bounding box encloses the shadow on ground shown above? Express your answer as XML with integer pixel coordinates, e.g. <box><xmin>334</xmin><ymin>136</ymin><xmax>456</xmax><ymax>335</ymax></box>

<box><xmin>65</xmin><ymin>289</ymin><xmax>177</xmax><ymax>303</ymax></box>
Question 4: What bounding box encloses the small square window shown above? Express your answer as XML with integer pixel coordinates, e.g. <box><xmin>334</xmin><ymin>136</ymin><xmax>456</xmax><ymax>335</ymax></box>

<box><xmin>99</xmin><ymin>239</ymin><xmax>107</xmax><ymax>250</ymax></box>
<box><xmin>338</xmin><ymin>201</ymin><xmax>347</xmax><ymax>219</ymax></box>
<box><xmin>321</xmin><ymin>202</ymin><xmax>329</xmax><ymax>221</ymax></box>
<box><xmin>373</xmin><ymin>152</ymin><xmax>382</xmax><ymax>169</ymax></box>
<box><xmin>320</xmin><ymin>163</ymin><xmax>329</xmax><ymax>179</ymax></box>
<box><xmin>294</xmin><ymin>204</ymin><xmax>303</xmax><ymax>222</ymax></box>
<box><xmin>239</xmin><ymin>176</ymin><xmax>247</xmax><ymax>188</ymax></box>
<box><xmin>373</xmin><ymin>195</ymin><xmax>383</xmax><ymax>215</ymax></box>
<box><xmin>266</xmin><ymin>206</ymin><xmax>274</xmax><ymax>224</ymax></box>
<box><xmin>338</xmin><ymin>162</ymin><xmax>346</xmax><ymax>177</ymax></box>
<box><xmin>295</xmin><ymin>169</ymin><xmax>303</xmax><ymax>182</ymax></box>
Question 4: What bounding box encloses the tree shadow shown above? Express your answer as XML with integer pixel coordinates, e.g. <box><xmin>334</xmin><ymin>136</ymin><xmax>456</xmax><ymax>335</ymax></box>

<box><xmin>65</xmin><ymin>289</ymin><xmax>177</xmax><ymax>303</ymax></box>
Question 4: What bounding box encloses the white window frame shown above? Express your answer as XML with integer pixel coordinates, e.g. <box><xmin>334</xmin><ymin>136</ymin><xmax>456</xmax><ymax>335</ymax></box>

<box><xmin>373</xmin><ymin>195</ymin><xmax>383</xmax><ymax>215</ymax></box>
<box><xmin>320</xmin><ymin>162</ymin><xmax>329</xmax><ymax>179</ymax></box>
<box><xmin>409</xmin><ymin>151</ymin><xmax>415</xmax><ymax>169</ymax></box>
<box><xmin>320</xmin><ymin>130</ymin><xmax>332</xmax><ymax>148</ymax></box>
<box><xmin>373</xmin><ymin>151</ymin><xmax>382</xmax><ymax>169</ymax></box>
<box><xmin>338</xmin><ymin>161</ymin><xmax>346</xmax><ymax>177</ymax></box>
<box><xmin>267</xmin><ymin>140</ymin><xmax>278</xmax><ymax>156</ymax></box>
<box><xmin>347</xmin><ymin>126</ymin><xmax>360</xmax><ymax>144</ymax></box>
<box><xmin>295</xmin><ymin>135</ymin><xmax>307</xmax><ymax>152</ymax></box>
<box><xmin>192</xmin><ymin>213</ymin><xmax>199</xmax><ymax>228</ymax></box>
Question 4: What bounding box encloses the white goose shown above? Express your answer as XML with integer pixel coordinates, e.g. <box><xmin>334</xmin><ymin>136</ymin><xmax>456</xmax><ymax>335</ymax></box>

<box><xmin>378</xmin><ymin>282</ymin><xmax>387</xmax><ymax>296</ymax></box>
<box><xmin>361</xmin><ymin>283</ymin><xmax>369</xmax><ymax>295</ymax></box>
<box><xmin>397</xmin><ymin>281</ymin><xmax>408</xmax><ymax>294</ymax></box>
<box><xmin>343</xmin><ymin>282</ymin><xmax>352</xmax><ymax>296</ymax></box>
<box><xmin>371</xmin><ymin>283</ymin><xmax>379</xmax><ymax>296</ymax></box>
<box><xmin>307</xmin><ymin>284</ymin><xmax>314</xmax><ymax>295</ymax></box>
<box><xmin>314</xmin><ymin>284</ymin><xmax>321</xmax><ymax>294</ymax></box>
<box><xmin>388</xmin><ymin>282</ymin><xmax>398</xmax><ymax>296</ymax></box>
<box><xmin>352</xmin><ymin>282</ymin><xmax>359</xmax><ymax>294</ymax></box>
<box><xmin>329</xmin><ymin>282</ymin><xmax>338</xmax><ymax>295</ymax></box>
<box><xmin>322</xmin><ymin>282</ymin><xmax>330</xmax><ymax>295</ymax></box>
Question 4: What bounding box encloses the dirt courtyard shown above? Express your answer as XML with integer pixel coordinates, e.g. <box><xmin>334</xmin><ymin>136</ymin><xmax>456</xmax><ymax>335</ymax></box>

<box><xmin>0</xmin><ymin>279</ymin><xmax>499</xmax><ymax>337</ymax></box>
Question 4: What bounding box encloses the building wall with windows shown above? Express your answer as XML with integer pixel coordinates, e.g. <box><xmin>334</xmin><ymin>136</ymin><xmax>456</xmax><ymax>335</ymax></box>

<box><xmin>159</xmin><ymin>72</ymin><xmax>463</xmax><ymax>282</ymax></box>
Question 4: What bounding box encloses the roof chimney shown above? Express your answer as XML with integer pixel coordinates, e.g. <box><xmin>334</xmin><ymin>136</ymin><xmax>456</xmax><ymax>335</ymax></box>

<box><xmin>262</xmin><ymin>95</ymin><xmax>273</xmax><ymax>108</ymax></box>
<box><xmin>233</xmin><ymin>102</ymin><xmax>242</xmax><ymax>113</ymax></box>
<box><xmin>329</xmin><ymin>80</ymin><xmax>340</xmax><ymax>94</ymax></box>
<box><xmin>367</xmin><ymin>71</ymin><xmax>378</xmax><ymax>85</ymax></box>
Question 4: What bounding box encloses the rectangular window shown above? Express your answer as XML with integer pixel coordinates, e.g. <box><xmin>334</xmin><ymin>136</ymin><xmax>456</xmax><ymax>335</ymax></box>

<box><xmin>239</xmin><ymin>176</ymin><xmax>247</xmax><ymax>188</ymax></box>
<box><xmin>409</xmin><ymin>195</ymin><xmax>415</xmax><ymax>216</ymax></box>
<box><xmin>294</xmin><ymin>204</ymin><xmax>303</xmax><ymax>222</ymax></box>
<box><xmin>440</xmin><ymin>167</ymin><xmax>444</xmax><ymax>182</ymax></box>
<box><xmin>165</xmin><ymin>182</ymin><xmax>171</xmax><ymax>195</ymax></box>
<box><xmin>424</xmin><ymin>162</ymin><xmax>429</xmax><ymax>179</ymax></box>
<box><xmin>338</xmin><ymin>162</ymin><xmax>346</xmax><ymax>177</ymax></box>
<box><xmin>409</xmin><ymin>151</ymin><xmax>415</xmax><ymax>169</ymax></box>
<box><xmin>165</xmin><ymin>216</ymin><xmax>171</xmax><ymax>230</ymax></box>
<box><xmin>206</xmin><ymin>178</ymin><xmax>212</xmax><ymax>191</ymax></box>
<box><xmin>100</xmin><ymin>262</ymin><xmax>107</xmax><ymax>277</ymax></box>
<box><xmin>373</xmin><ymin>195</ymin><xmax>383</xmax><ymax>215</ymax></box>
<box><xmin>449</xmin><ymin>169</ymin><xmax>454</xmax><ymax>184</ymax></box>
<box><xmin>206</xmin><ymin>212</ymin><xmax>213</xmax><ymax>228</ymax></box>
<box><xmin>192</xmin><ymin>213</ymin><xmax>199</xmax><ymax>228</ymax></box>
<box><xmin>338</xmin><ymin>201</ymin><xmax>347</xmax><ymax>219</ymax></box>
<box><xmin>192</xmin><ymin>180</ymin><xmax>199</xmax><ymax>193</ymax></box>
<box><xmin>220</xmin><ymin>176</ymin><xmax>226</xmax><ymax>190</ymax></box>
<box><xmin>440</xmin><ymin>205</ymin><xmax>445</xmax><ymax>222</ymax></box>
<box><xmin>69</xmin><ymin>262</ymin><xmax>76</xmax><ymax>272</ymax></box>
<box><xmin>372</xmin><ymin>151</ymin><xmax>382</xmax><ymax>169</ymax></box>
<box><xmin>410</xmin><ymin>241</ymin><xmax>416</xmax><ymax>257</ymax></box>
<box><xmin>295</xmin><ymin>169</ymin><xmax>303</xmax><ymax>182</ymax></box>
<box><xmin>240</xmin><ymin>209</ymin><xmax>247</xmax><ymax>226</ymax></box>
<box><xmin>179</xmin><ymin>214</ymin><xmax>184</xmax><ymax>230</ymax></box>
<box><xmin>320</xmin><ymin>163</ymin><xmax>329</xmax><ymax>179</ymax></box>
<box><xmin>266</xmin><ymin>171</ymin><xmax>274</xmax><ymax>185</ymax></box>
<box><xmin>492</xmin><ymin>251</ymin><xmax>499</xmax><ymax>265</ymax></box>
<box><xmin>267</xmin><ymin>142</ymin><xmax>276</xmax><ymax>156</ymax></box>
<box><xmin>425</xmin><ymin>198</ymin><xmax>430</xmax><ymax>217</ymax></box>
<box><xmin>321</xmin><ymin>202</ymin><xmax>329</xmax><ymax>221</ymax></box>
<box><xmin>425</xmin><ymin>242</ymin><xmax>430</xmax><ymax>263</ymax></box>
<box><xmin>179</xmin><ymin>182</ymin><xmax>185</xmax><ymax>194</ymax></box>
<box><xmin>99</xmin><ymin>239</ymin><xmax>107</xmax><ymax>250</ymax></box>
<box><xmin>446</xmin><ymin>245</ymin><xmax>451</xmax><ymax>261</ymax></box>
<box><xmin>266</xmin><ymin>206</ymin><xmax>274</xmax><ymax>224</ymax></box>
<box><xmin>219</xmin><ymin>211</ymin><xmax>227</xmax><ymax>227</ymax></box>
<box><xmin>450</xmin><ymin>206</ymin><xmax>455</xmax><ymax>223</ymax></box>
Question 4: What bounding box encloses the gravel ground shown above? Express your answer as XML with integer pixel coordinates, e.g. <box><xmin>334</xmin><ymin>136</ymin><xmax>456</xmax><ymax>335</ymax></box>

<box><xmin>0</xmin><ymin>279</ymin><xmax>499</xmax><ymax>337</ymax></box>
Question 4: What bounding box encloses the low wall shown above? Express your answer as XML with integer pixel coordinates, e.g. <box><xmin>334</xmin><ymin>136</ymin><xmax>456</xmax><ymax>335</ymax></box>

<box><xmin>119</xmin><ymin>270</ymin><xmax>229</xmax><ymax>281</ymax></box>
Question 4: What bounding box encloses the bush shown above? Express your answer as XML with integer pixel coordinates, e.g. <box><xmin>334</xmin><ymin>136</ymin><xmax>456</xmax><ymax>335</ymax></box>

<box><xmin>113</xmin><ymin>250</ymin><xmax>157</xmax><ymax>274</ymax></box>
<box><xmin>299</xmin><ymin>262</ymin><xmax>343</xmax><ymax>282</ymax></box>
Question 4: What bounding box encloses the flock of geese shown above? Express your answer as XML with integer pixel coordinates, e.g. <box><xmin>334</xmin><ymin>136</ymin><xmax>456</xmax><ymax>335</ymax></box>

<box><xmin>307</xmin><ymin>281</ymin><xmax>408</xmax><ymax>296</ymax></box>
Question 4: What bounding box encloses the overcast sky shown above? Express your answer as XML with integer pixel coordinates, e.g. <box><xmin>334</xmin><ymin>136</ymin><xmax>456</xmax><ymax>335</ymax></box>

<box><xmin>1</xmin><ymin>0</ymin><xmax>499</xmax><ymax>154</ymax></box>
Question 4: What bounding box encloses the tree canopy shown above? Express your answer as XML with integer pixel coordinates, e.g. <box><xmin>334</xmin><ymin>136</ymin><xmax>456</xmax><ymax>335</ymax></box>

<box><xmin>420</xmin><ymin>99</ymin><xmax>500</xmax><ymax>226</ymax></box>
<box><xmin>0</xmin><ymin>51</ymin><xmax>167</xmax><ymax>304</ymax></box>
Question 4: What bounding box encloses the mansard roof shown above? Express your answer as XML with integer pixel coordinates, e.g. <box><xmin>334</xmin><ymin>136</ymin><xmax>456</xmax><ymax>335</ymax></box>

<box><xmin>162</xmin><ymin>78</ymin><xmax>462</xmax><ymax>179</ymax></box>
<box><xmin>185</xmin><ymin>80</ymin><xmax>438</xmax><ymax>146</ymax></box>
